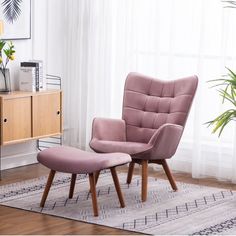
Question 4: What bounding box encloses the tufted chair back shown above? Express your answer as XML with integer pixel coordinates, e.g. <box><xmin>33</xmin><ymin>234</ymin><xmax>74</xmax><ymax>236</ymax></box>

<box><xmin>122</xmin><ymin>73</ymin><xmax>198</xmax><ymax>143</ymax></box>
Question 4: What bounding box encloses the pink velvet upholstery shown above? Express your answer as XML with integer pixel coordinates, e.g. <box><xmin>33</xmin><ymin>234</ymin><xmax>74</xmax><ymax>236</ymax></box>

<box><xmin>37</xmin><ymin>146</ymin><xmax>131</xmax><ymax>174</ymax></box>
<box><xmin>91</xmin><ymin>118</ymin><xmax>126</xmax><ymax>142</ymax></box>
<box><xmin>90</xmin><ymin>140</ymin><xmax>152</xmax><ymax>155</ymax></box>
<box><xmin>90</xmin><ymin>72</ymin><xmax>198</xmax><ymax>160</ymax></box>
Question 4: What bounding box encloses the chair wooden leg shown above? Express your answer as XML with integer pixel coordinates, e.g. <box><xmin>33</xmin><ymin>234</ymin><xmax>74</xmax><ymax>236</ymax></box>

<box><xmin>94</xmin><ymin>170</ymin><xmax>100</xmax><ymax>185</ymax></box>
<box><xmin>161</xmin><ymin>159</ymin><xmax>178</xmax><ymax>191</ymax></box>
<box><xmin>141</xmin><ymin>160</ymin><xmax>148</xmax><ymax>202</ymax></box>
<box><xmin>126</xmin><ymin>162</ymin><xmax>135</xmax><ymax>184</ymax></box>
<box><xmin>89</xmin><ymin>173</ymin><xmax>99</xmax><ymax>217</ymax></box>
<box><xmin>40</xmin><ymin>170</ymin><xmax>56</xmax><ymax>207</ymax></box>
<box><xmin>89</xmin><ymin>171</ymin><xmax>100</xmax><ymax>193</ymax></box>
<box><xmin>69</xmin><ymin>174</ymin><xmax>77</xmax><ymax>199</ymax></box>
<box><xmin>110</xmin><ymin>167</ymin><xmax>125</xmax><ymax>208</ymax></box>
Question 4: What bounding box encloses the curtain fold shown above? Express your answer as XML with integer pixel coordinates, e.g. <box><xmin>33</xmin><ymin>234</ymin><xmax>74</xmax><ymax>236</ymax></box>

<box><xmin>62</xmin><ymin>0</ymin><xmax>236</xmax><ymax>181</ymax></box>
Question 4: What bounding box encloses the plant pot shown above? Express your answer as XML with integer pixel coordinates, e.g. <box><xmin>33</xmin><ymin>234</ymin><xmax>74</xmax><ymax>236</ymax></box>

<box><xmin>0</xmin><ymin>68</ymin><xmax>11</xmax><ymax>92</ymax></box>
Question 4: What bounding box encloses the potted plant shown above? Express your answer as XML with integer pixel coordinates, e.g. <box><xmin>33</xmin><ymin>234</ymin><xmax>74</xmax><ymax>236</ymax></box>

<box><xmin>206</xmin><ymin>68</ymin><xmax>236</xmax><ymax>136</ymax></box>
<box><xmin>0</xmin><ymin>40</ymin><xmax>15</xmax><ymax>92</ymax></box>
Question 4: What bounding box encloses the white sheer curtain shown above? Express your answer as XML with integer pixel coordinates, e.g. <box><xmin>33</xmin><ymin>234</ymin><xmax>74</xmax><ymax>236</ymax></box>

<box><xmin>63</xmin><ymin>0</ymin><xmax>114</xmax><ymax>149</ymax></box>
<box><xmin>62</xmin><ymin>0</ymin><xmax>236</xmax><ymax>182</ymax></box>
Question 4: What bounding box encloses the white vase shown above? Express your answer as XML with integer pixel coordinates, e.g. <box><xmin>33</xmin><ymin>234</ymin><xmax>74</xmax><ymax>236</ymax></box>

<box><xmin>0</xmin><ymin>68</ymin><xmax>11</xmax><ymax>92</ymax></box>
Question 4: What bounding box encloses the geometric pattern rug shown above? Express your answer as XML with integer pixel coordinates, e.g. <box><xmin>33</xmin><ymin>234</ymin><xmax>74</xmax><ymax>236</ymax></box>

<box><xmin>1</xmin><ymin>171</ymin><xmax>236</xmax><ymax>235</ymax></box>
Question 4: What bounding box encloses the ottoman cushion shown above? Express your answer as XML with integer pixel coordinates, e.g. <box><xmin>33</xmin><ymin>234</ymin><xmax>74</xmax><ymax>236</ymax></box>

<box><xmin>37</xmin><ymin>146</ymin><xmax>131</xmax><ymax>174</ymax></box>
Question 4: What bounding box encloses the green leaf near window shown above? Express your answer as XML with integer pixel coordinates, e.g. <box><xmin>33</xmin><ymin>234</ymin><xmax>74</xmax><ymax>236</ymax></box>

<box><xmin>206</xmin><ymin>67</ymin><xmax>236</xmax><ymax>137</ymax></box>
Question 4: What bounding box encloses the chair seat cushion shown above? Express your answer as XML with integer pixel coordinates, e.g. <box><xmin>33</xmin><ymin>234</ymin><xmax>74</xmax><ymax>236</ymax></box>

<box><xmin>90</xmin><ymin>139</ymin><xmax>152</xmax><ymax>155</ymax></box>
<box><xmin>37</xmin><ymin>146</ymin><xmax>131</xmax><ymax>174</ymax></box>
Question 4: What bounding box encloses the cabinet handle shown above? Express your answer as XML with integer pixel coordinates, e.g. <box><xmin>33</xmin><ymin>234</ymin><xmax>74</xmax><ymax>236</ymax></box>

<box><xmin>57</xmin><ymin>111</ymin><xmax>60</xmax><ymax>115</ymax></box>
<box><xmin>4</xmin><ymin>118</ymin><xmax>7</xmax><ymax>123</ymax></box>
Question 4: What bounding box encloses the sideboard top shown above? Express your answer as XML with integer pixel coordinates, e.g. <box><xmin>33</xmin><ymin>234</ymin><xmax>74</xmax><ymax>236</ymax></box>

<box><xmin>0</xmin><ymin>90</ymin><xmax>62</xmax><ymax>99</ymax></box>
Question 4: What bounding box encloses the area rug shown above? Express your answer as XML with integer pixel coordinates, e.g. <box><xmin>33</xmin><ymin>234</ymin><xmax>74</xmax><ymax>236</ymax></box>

<box><xmin>1</xmin><ymin>172</ymin><xmax>236</xmax><ymax>235</ymax></box>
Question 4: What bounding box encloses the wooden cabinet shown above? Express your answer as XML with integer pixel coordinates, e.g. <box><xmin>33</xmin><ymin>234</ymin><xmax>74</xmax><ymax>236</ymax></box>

<box><xmin>0</xmin><ymin>90</ymin><xmax>62</xmax><ymax>145</ymax></box>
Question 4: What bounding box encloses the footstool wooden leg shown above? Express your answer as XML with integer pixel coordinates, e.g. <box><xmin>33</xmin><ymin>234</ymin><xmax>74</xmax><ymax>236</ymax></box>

<box><xmin>40</xmin><ymin>170</ymin><xmax>56</xmax><ymax>207</ymax></box>
<box><xmin>69</xmin><ymin>174</ymin><xmax>77</xmax><ymax>199</ymax></box>
<box><xmin>110</xmin><ymin>167</ymin><xmax>125</xmax><ymax>208</ymax></box>
<box><xmin>89</xmin><ymin>173</ymin><xmax>99</xmax><ymax>216</ymax></box>
<box><xmin>127</xmin><ymin>162</ymin><xmax>135</xmax><ymax>184</ymax></box>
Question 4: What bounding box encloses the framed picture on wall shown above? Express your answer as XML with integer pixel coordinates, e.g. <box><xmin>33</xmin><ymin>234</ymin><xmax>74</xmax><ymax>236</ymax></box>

<box><xmin>0</xmin><ymin>0</ymin><xmax>31</xmax><ymax>40</ymax></box>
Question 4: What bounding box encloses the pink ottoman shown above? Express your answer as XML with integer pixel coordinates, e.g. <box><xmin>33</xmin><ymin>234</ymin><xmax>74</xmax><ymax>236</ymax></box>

<box><xmin>37</xmin><ymin>146</ymin><xmax>131</xmax><ymax>216</ymax></box>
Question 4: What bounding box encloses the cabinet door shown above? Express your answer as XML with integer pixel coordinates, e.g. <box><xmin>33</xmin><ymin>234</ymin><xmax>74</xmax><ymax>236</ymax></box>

<box><xmin>32</xmin><ymin>92</ymin><xmax>62</xmax><ymax>137</ymax></box>
<box><xmin>2</xmin><ymin>97</ymin><xmax>32</xmax><ymax>144</ymax></box>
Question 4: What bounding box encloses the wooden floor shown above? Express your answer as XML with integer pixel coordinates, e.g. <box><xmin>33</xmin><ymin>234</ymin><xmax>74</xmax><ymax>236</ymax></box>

<box><xmin>1</xmin><ymin>163</ymin><xmax>236</xmax><ymax>235</ymax></box>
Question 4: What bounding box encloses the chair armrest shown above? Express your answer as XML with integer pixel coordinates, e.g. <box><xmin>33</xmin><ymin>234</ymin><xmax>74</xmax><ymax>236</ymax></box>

<box><xmin>90</xmin><ymin>117</ymin><xmax>126</xmax><ymax>141</ymax></box>
<box><xmin>148</xmin><ymin>123</ymin><xmax>184</xmax><ymax>159</ymax></box>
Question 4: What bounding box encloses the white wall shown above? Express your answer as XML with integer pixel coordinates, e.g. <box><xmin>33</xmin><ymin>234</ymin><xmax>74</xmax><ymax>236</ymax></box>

<box><xmin>2</xmin><ymin>0</ymin><xmax>65</xmax><ymax>170</ymax></box>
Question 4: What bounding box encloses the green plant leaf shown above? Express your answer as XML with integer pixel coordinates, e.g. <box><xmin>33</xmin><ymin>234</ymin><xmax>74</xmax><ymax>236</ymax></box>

<box><xmin>206</xmin><ymin>68</ymin><xmax>236</xmax><ymax>136</ymax></box>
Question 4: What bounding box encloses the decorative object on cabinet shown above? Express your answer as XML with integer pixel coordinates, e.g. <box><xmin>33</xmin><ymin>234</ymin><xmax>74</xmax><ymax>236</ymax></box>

<box><xmin>0</xmin><ymin>68</ymin><xmax>10</xmax><ymax>92</ymax></box>
<box><xmin>0</xmin><ymin>0</ymin><xmax>31</xmax><ymax>40</ymax></box>
<box><xmin>0</xmin><ymin>40</ymin><xmax>15</xmax><ymax>92</ymax></box>
<box><xmin>19</xmin><ymin>60</ymin><xmax>44</xmax><ymax>92</ymax></box>
<box><xmin>90</xmin><ymin>72</ymin><xmax>198</xmax><ymax>202</ymax></box>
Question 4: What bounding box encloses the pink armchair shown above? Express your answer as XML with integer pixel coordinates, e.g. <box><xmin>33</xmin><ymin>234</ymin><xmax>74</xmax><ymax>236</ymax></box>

<box><xmin>90</xmin><ymin>72</ymin><xmax>198</xmax><ymax>201</ymax></box>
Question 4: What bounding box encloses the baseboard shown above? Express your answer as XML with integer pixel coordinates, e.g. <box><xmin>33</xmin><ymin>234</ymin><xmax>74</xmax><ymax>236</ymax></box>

<box><xmin>1</xmin><ymin>151</ymin><xmax>38</xmax><ymax>170</ymax></box>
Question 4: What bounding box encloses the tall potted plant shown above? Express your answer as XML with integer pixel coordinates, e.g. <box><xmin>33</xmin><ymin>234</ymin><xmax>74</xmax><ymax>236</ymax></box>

<box><xmin>206</xmin><ymin>68</ymin><xmax>236</xmax><ymax>136</ymax></box>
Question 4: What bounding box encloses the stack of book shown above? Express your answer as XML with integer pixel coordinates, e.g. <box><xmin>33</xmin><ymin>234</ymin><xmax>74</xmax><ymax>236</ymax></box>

<box><xmin>19</xmin><ymin>60</ymin><xmax>44</xmax><ymax>92</ymax></box>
